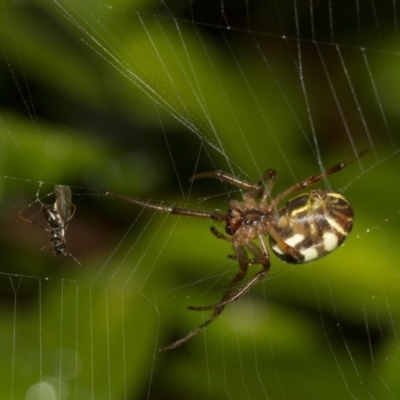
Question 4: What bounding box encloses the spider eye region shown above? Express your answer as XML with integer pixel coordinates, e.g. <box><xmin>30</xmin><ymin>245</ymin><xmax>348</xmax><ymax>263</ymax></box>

<box><xmin>269</xmin><ymin>189</ymin><xmax>354</xmax><ymax>264</ymax></box>
<box><xmin>225</xmin><ymin>208</ymin><xmax>243</xmax><ymax>235</ymax></box>
<box><xmin>225</xmin><ymin>208</ymin><xmax>267</xmax><ymax>235</ymax></box>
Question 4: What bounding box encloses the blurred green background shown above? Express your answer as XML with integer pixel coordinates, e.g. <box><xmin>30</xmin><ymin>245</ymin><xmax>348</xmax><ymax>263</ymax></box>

<box><xmin>0</xmin><ymin>0</ymin><xmax>399</xmax><ymax>399</ymax></box>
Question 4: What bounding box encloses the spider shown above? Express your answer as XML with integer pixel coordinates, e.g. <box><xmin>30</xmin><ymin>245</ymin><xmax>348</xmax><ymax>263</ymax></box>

<box><xmin>19</xmin><ymin>184</ymin><xmax>80</xmax><ymax>265</ymax></box>
<box><xmin>105</xmin><ymin>149</ymin><xmax>367</xmax><ymax>351</ymax></box>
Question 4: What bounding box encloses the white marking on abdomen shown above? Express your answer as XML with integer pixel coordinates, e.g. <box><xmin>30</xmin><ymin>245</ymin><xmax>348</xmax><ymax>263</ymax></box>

<box><xmin>272</xmin><ymin>243</ymin><xmax>283</xmax><ymax>254</ymax></box>
<box><xmin>323</xmin><ymin>231</ymin><xmax>339</xmax><ymax>252</ymax></box>
<box><xmin>284</xmin><ymin>233</ymin><xmax>305</xmax><ymax>248</ymax></box>
<box><xmin>300</xmin><ymin>247</ymin><xmax>319</xmax><ymax>262</ymax></box>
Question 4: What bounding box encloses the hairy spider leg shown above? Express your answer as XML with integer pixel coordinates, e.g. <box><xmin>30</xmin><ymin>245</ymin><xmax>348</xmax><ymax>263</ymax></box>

<box><xmin>270</xmin><ymin>149</ymin><xmax>368</xmax><ymax>209</ymax></box>
<box><xmin>188</xmin><ymin>262</ymin><xmax>271</xmax><ymax>312</ymax></box>
<box><xmin>190</xmin><ymin>170</ymin><xmax>260</xmax><ymax>191</ymax></box>
<box><xmin>159</xmin><ymin>242</ymin><xmax>270</xmax><ymax>351</ymax></box>
<box><xmin>159</xmin><ymin>305</ymin><xmax>223</xmax><ymax>351</ymax></box>
<box><xmin>237</xmin><ymin>168</ymin><xmax>278</xmax><ymax>201</ymax></box>
<box><xmin>188</xmin><ymin>232</ymin><xmax>273</xmax><ymax>311</ymax></box>
<box><xmin>103</xmin><ymin>191</ymin><xmax>226</xmax><ymax>222</ymax></box>
<box><xmin>258</xmin><ymin>169</ymin><xmax>277</xmax><ymax>203</ymax></box>
<box><xmin>191</xmin><ymin>168</ymin><xmax>279</xmax><ymax>201</ymax></box>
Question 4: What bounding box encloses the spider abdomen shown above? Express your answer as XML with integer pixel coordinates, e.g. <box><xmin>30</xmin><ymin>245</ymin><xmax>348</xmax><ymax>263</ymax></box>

<box><xmin>269</xmin><ymin>189</ymin><xmax>354</xmax><ymax>264</ymax></box>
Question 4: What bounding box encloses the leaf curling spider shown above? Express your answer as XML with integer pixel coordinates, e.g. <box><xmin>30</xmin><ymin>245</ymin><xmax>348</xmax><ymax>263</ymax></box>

<box><xmin>105</xmin><ymin>149</ymin><xmax>368</xmax><ymax>351</ymax></box>
<box><xmin>19</xmin><ymin>184</ymin><xmax>80</xmax><ymax>265</ymax></box>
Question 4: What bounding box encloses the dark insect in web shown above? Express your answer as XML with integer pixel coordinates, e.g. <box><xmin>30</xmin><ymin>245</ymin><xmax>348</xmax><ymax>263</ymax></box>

<box><xmin>19</xmin><ymin>184</ymin><xmax>80</xmax><ymax>265</ymax></box>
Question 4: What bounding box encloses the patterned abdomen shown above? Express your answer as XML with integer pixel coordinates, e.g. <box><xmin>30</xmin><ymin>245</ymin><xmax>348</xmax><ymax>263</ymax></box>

<box><xmin>270</xmin><ymin>189</ymin><xmax>354</xmax><ymax>263</ymax></box>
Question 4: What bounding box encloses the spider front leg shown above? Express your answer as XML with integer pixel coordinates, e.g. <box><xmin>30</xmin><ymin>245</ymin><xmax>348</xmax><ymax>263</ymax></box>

<box><xmin>104</xmin><ymin>190</ymin><xmax>226</xmax><ymax>222</ymax></box>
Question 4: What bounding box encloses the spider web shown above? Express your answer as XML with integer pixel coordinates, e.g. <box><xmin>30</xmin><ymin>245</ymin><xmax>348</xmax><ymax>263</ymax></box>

<box><xmin>0</xmin><ymin>0</ymin><xmax>399</xmax><ymax>399</ymax></box>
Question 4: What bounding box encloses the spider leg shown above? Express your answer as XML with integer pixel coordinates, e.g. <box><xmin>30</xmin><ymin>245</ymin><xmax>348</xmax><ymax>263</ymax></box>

<box><xmin>160</xmin><ymin>247</ymin><xmax>270</xmax><ymax>351</ymax></box>
<box><xmin>271</xmin><ymin>149</ymin><xmax>368</xmax><ymax>208</ymax></box>
<box><xmin>159</xmin><ymin>304</ymin><xmax>225</xmax><ymax>351</ymax></box>
<box><xmin>104</xmin><ymin>191</ymin><xmax>226</xmax><ymax>222</ymax></box>
<box><xmin>267</xmin><ymin>226</ymin><xmax>305</xmax><ymax>261</ymax></box>
<box><xmin>188</xmin><ymin>263</ymin><xmax>270</xmax><ymax>311</ymax></box>
<box><xmin>256</xmin><ymin>169</ymin><xmax>277</xmax><ymax>202</ymax></box>
<box><xmin>190</xmin><ymin>170</ymin><xmax>260</xmax><ymax>191</ymax></box>
<box><xmin>189</xmin><ymin>240</ymin><xmax>270</xmax><ymax>311</ymax></box>
<box><xmin>159</xmin><ymin>245</ymin><xmax>249</xmax><ymax>351</ymax></box>
<box><xmin>210</xmin><ymin>226</ymin><xmax>230</xmax><ymax>241</ymax></box>
<box><xmin>192</xmin><ymin>168</ymin><xmax>280</xmax><ymax>201</ymax></box>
